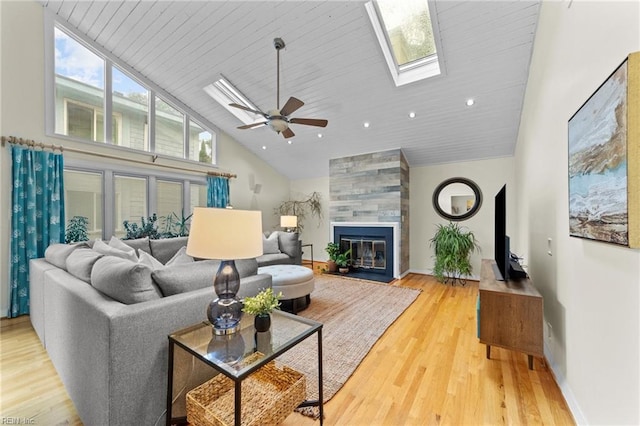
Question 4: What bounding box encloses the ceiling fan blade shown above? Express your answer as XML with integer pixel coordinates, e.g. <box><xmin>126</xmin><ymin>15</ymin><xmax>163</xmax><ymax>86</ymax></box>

<box><xmin>229</xmin><ymin>103</ymin><xmax>268</xmax><ymax>117</ymax></box>
<box><xmin>289</xmin><ymin>118</ymin><xmax>328</xmax><ymax>128</ymax></box>
<box><xmin>280</xmin><ymin>97</ymin><xmax>304</xmax><ymax>117</ymax></box>
<box><xmin>282</xmin><ymin>127</ymin><xmax>295</xmax><ymax>139</ymax></box>
<box><xmin>237</xmin><ymin>121</ymin><xmax>268</xmax><ymax>129</ymax></box>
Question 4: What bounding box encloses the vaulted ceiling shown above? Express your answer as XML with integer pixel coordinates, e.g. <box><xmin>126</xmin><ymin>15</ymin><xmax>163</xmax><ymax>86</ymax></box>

<box><xmin>41</xmin><ymin>0</ymin><xmax>540</xmax><ymax>180</ymax></box>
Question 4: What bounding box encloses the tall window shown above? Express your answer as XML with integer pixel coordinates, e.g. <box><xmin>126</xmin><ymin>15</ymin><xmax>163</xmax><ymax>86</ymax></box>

<box><xmin>49</xmin><ymin>21</ymin><xmax>217</xmax><ymax>165</ymax></box>
<box><xmin>64</xmin><ymin>170</ymin><xmax>103</xmax><ymax>240</ymax></box>
<box><xmin>114</xmin><ymin>176</ymin><xmax>148</xmax><ymax>238</ymax></box>
<box><xmin>189</xmin><ymin>121</ymin><xmax>213</xmax><ymax>164</ymax></box>
<box><xmin>155</xmin><ymin>97</ymin><xmax>184</xmax><ymax>158</ymax></box>
<box><xmin>113</xmin><ymin>66</ymin><xmax>148</xmax><ymax>150</ymax></box>
<box><xmin>190</xmin><ymin>183</ymin><xmax>207</xmax><ymax>212</ymax></box>
<box><xmin>157</xmin><ymin>180</ymin><xmax>183</xmax><ymax>222</ymax></box>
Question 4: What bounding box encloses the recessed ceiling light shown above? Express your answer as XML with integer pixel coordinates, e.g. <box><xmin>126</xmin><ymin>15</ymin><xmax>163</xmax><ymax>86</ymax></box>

<box><xmin>466</xmin><ymin>98</ymin><xmax>475</xmax><ymax>106</ymax></box>
<box><xmin>287</xmin><ymin>140</ymin><xmax>292</xmax><ymax>145</ymax></box>
<box><xmin>363</xmin><ymin>122</ymin><xmax>370</xmax><ymax>128</ymax></box>
<box><xmin>262</xmin><ymin>145</ymin><xmax>267</xmax><ymax>150</ymax></box>
<box><xmin>408</xmin><ymin>112</ymin><xmax>416</xmax><ymax>118</ymax></box>
<box><xmin>317</xmin><ymin>133</ymin><xmax>323</xmax><ymax>138</ymax></box>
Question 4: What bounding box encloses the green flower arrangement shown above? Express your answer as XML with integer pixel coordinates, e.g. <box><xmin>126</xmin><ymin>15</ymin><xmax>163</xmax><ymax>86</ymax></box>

<box><xmin>242</xmin><ymin>288</ymin><xmax>283</xmax><ymax>316</ymax></box>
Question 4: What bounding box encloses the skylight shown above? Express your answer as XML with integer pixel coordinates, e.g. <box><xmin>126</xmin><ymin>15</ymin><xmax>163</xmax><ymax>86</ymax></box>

<box><xmin>365</xmin><ymin>0</ymin><xmax>442</xmax><ymax>86</ymax></box>
<box><xmin>204</xmin><ymin>76</ymin><xmax>263</xmax><ymax>126</ymax></box>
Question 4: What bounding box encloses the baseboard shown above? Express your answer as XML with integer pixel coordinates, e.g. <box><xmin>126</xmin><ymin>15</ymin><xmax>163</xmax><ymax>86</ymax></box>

<box><xmin>544</xmin><ymin>342</ymin><xmax>587</xmax><ymax>425</ymax></box>
<box><xmin>408</xmin><ymin>269</ymin><xmax>480</xmax><ymax>281</ymax></box>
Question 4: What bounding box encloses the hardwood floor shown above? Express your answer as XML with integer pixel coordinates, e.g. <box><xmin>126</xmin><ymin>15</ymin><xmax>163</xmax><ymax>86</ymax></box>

<box><xmin>0</xmin><ymin>273</ymin><xmax>575</xmax><ymax>425</ymax></box>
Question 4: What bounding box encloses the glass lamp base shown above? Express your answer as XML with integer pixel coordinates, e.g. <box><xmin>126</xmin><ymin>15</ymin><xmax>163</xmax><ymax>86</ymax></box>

<box><xmin>207</xmin><ymin>297</ymin><xmax>243</xmax><ymax>335</ymax></box>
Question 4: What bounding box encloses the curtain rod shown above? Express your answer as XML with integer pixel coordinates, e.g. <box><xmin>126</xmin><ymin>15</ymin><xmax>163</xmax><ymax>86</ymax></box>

<box><xmin>1</xmin><ymin>135</ymin><xmax>236</xmax><ymax>179</ymax></box>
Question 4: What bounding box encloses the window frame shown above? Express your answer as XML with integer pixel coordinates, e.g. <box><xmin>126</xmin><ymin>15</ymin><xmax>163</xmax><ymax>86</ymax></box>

<box><xmin>64</xmin><ymin>158</ymin><xmax>207</xmax><ymax>240</ymax></box>
<box><xmin>365</xmin><ymin>0</ymin><xmax>445</xmax><ymax>87</ymax></box>
<box><xmin>44</xmin><ymin>11</ymin><xmax>218</xmax><ymax>166</ymax></box>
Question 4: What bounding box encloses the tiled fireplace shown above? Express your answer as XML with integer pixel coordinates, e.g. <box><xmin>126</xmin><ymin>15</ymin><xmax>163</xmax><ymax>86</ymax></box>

<box><xmin>331</xmin><ymin>222</ymin><xmax>399</xmax><ymax>281</ymax></box>
<box><xmin>329</xmin><ymin>149</ymin><xmax>409</xmax><ymax>280</ymax></box>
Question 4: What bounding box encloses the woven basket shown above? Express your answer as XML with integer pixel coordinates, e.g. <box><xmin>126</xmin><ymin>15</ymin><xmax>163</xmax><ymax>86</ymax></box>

<box><xmin>186</xmin><ymin>362</ymin><xmax>306</xmax><ymax>426</ymax></box>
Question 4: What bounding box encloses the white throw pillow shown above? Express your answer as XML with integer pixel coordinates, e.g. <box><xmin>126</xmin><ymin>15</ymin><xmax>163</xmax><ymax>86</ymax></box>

<box><xmin>262</xmin><ymin>232</ymin><xmax>281</xmax><ymax>254</ymax></box>
<box><xmin>93</xmin><ymin>239</ymin><xmax>137</xmax><ymax>262</ymax></box>
<box><xmin>108</xmin><ymin>236</ymin><xmax>136</xmax><ymax>253</ymax></box>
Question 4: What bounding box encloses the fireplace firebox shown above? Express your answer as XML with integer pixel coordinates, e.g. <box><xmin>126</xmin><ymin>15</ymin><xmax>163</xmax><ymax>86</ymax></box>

<box><xmin>333</xmin><ymin>225</ymin><xmax>394</xmax><ymax>283</ymax></box>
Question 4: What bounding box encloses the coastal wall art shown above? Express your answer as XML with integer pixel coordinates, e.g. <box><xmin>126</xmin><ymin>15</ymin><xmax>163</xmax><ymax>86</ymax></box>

<box><xmin>568</xmin><ymin>52</ymin><xmax>639</xmax><ymax>248</ymax></box>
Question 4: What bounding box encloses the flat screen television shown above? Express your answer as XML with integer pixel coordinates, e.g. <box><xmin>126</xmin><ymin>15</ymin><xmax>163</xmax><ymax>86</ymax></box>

<box><xmin>493</xmin><ymin>184</ymin><xmax>509</xmax><ymax>281</ymax></box>
<box><xmin>493</xmin><ymin>184</ymin><xmax>526</xmax><ymax>281</ymax></box>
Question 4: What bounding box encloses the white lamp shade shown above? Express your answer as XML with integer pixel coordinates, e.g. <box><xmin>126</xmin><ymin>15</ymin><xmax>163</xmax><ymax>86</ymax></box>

<box><xmin>187</xmin><ymin>208</ymin><xmax>263</xmax><ymax>260</ymax></box>
<box><xmin>280</xmin><ymin>215</ymin><xmax>298</xmax><ymax>228</ymax></box>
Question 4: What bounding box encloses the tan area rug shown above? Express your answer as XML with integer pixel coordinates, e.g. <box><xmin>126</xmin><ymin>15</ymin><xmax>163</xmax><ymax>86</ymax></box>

<box><xmin>278</xmin><ymin>274</ymin><xmax>421</xmax><ymax>417</ymax></box>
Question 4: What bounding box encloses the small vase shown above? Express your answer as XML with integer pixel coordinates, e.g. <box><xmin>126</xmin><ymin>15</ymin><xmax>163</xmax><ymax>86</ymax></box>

<box><xmin>327</xmin><ymin>260</ymin><xmax>338</xmax><ymax>273</ymax></box>
<box><xmin>339</xmin><ymin>267</ymin><xmax>349</xmax><ymax>274</ymax></box>
<box><xmin>254</xmin><ymin>314</ymin><xmax>271</xmax><ymax>332</ymax></box>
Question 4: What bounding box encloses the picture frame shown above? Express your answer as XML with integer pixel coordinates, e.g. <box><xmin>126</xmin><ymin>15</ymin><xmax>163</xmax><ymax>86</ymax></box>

<box><xmin>568</xmin><ymin>52</ymin><xmax>639</xmax><ymax>247</ymax></box>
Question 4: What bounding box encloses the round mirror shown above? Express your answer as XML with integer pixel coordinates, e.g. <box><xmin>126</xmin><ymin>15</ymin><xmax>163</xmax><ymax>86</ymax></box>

<box><xmin>432</xmin><ymin>177</ymin><xmax>483</xmax><ymax>221</ymax></box>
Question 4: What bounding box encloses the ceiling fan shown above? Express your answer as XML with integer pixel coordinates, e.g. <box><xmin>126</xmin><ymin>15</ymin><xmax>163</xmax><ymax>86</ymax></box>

<box><xmin>229</xmin><ymin>38</ymin><xmax>328</xmax><ymax>139</ymax></box>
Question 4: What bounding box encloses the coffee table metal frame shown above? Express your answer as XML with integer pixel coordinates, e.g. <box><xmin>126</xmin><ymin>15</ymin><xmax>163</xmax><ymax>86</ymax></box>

<box><xmin>166</xmin><ymin>310</ymin><xmax>323</xmax><ymax>426</ymax></box>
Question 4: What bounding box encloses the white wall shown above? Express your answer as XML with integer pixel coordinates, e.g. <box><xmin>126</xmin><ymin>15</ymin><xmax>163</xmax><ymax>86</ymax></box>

<box><xmin>410</xmin><ymin>157</ymin><xmax>516</xmax><ymax>278</ymax></box>
<box><xmin>516</xmin><ymin>1</ymin><xmax>640</xmax><ymax>424</ymax></box>
<box><xmin>290</xmin><ymin>177</ymin><xmax>330</xmax><ymax>265</ymax></box>
<box><xmin>0</xmin><ymin>1</ymin><xmax>289</xmax><ymax>316</ymax></box>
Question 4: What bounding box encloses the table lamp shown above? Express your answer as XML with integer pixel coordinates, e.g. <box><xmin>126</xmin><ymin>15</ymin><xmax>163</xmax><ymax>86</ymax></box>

<box><xmin>187</xmin><ymin>208</ymin><xmax>263</xmax><ymax>335</ymax></box>
<box><xmin>280</xmin><ymin>215</ymin><xmax>297</xmax><ymax>232</ymax></box>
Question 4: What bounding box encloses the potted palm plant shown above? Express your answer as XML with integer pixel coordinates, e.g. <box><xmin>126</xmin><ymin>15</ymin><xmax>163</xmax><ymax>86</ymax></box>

<box><xmin>429</xmin><ymin>222</ymin><xmax>480</xmax><ymax>285</ymax></box>
<box><xmin>335</xmin><ymin>248</ymin><xmax>352</xmax><ymax>274</ymax></box>
<box><xmin>324</xmin><ymin>242</ymin><xmax>340</xmax><ymax>273</ymax></box>
<box><xmin>242</xmin><ymin>288</ymin><xmax>283</xmax><ymax>332</ymax></box>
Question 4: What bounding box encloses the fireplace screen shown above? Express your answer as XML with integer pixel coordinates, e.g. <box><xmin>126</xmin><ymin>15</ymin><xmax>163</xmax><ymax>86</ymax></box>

<box><xmin>340</xmin><ymin>238</ymin><xmax>386</xmax><ymax>270</ymax></box>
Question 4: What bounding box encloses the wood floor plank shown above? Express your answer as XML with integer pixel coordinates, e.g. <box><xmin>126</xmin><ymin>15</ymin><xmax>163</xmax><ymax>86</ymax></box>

<box><xmin>0</xmin><ymin>273</ymin><xmax>575</xmax><ymax>425</ymax></box>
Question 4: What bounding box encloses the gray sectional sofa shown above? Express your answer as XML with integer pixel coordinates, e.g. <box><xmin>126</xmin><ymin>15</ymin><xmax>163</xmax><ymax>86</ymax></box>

<box><xmin>29</xmin><ymin>231</ymin><xmax>301</xmax><ymax>425</ymax></box>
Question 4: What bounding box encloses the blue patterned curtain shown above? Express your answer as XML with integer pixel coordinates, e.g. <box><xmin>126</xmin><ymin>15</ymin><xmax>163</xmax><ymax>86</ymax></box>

<box><xmin>10</xmin><ymin>146</ymin><xmax>65</xmax><ymax>317</ymax></box>
<box><xmin>207</xmin><ymin>176</ymin><xmax>230</xmax><ymax>208</ymax></box>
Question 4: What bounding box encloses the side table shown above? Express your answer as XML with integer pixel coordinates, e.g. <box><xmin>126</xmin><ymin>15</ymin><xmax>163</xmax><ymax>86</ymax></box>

<box><xmin>301</xmin><ymin>243</ymin><xmax>314</xmax><ymax>268</ymax></box>
<box><xmin>167</xmin><ymin>310</ymin><xmax>323</xmax><ymax>426</ymax></box>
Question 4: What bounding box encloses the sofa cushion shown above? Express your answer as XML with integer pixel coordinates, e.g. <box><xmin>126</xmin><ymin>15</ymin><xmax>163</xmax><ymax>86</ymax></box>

<box><xmin>256</xmin><ymin>253</ymin><xmax>293</xmax><ymax>267</ymax></box>
<box><xmin>45</xmin><ymin>243</ymin><xmax>88</xmax><ymax>270</ymax></box>
<box><xmin>165</xmin><ymin>246</ymin><xmax>194</xmax><ymax>266</ymax></box>
<box><xmin>152</xmin><ymin>260</ymin><xmax>220</xmax><ymax>296</ymax></box>
<box><xmin>263</xmin><ymin>232</ymin><xmax>281</xmax><ymax>254</ymax></box>
<box><xmin>66</xmin><ymin>248</ymin><xmax>104</xmax><ymax>283</ymax></box>
<box><xmin>277</xmin><ymin>231</ymin><xmax>299</xmax><ymax>258</ymax></box>
<box><xmin>120</xmin><ymin>237</ymin><xmax>151</xmax><ymax>256</ymax></box>
<box><xmin>236</xmin><ymin>258</ymin><xmax>258</xmax><ymax>278</ymax></box>
<box><xmin>149</xmin><ymin>236</ymin><xmax>188</xmax><ymax>264</ymax></box>
<box><xmin>93</xmin><ymin>239</ymin><xmax>138</xmax><ymax>262</ymax></box>
<box><xmin>91</xmin><ymin>256</ymin><xmax>162</xmax><ymax>304</ymax></box>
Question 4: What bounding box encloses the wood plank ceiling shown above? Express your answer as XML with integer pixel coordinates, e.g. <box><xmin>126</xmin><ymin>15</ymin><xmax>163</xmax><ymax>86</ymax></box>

<box><xmin>41</xmin><ymin>0</ymin><xmax>541</xmax><ymax>180</ymax></box>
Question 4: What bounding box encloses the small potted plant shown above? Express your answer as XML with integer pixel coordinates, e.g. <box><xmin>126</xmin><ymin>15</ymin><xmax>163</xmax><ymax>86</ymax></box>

<box><xmin>324</xmin><ymin>242</ymin><xmax>340</xmax><ymax>273</ymax></box>
<box><xmin>335</xmin><ymin>248</ymin><xmax>352</xmax><ymax>274</ymax></box>
<box><xmin>429</xmin><ymin>222</ymin><xmax>480</xmax><ymax>285</ymax></box>
<box><xmin>242</xmin><ymin>288</ymin><xmax>283</xmax><ymax>332</ymax></box>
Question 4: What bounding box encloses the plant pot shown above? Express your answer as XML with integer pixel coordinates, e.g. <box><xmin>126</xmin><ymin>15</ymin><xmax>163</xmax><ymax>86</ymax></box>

<box><xmin>326</xmin><ymin>260</ymin><xmax>338</xmax><ymax>273</ymax></box>
<box><xmin>254</xmin><ymin>314</ymin><xmax>271</xmax><ymax>332</ymax></box>
<box><xmin>339</xmin><ymin>267</ymin><xmax>349</xmax><ymax>274</ymax></box>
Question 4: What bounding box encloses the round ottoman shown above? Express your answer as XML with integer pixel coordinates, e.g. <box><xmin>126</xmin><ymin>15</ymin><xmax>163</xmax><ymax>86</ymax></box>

<box><xmin>257</xmin><ymin>265</ymin><xmax>315</xmax><ymax>313</ymax></box>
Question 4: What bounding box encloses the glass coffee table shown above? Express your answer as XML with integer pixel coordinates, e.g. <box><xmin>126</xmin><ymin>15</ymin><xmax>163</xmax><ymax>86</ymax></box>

<box><xmin>166</xmin><ymin>310</ymin><xmax>323</xmax><ymax>425</ymax></box>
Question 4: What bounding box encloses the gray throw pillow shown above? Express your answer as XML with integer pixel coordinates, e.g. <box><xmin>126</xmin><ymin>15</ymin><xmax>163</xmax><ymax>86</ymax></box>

<box><xmin>120</xmin><ymin>237</ymin><xmax>151</xmax><ymax>256</ymax></box>
<box><xmin>91</xmin><ymin>256</ymin><xmax>162</xmax><ymax>304</ymax></box>
<box><xmin>235</xmin><ymin>258</ymin><xmax>258</xmax><ymax>278</ymax></box>
<box><xmin>152</xmin><ymin>260</ymin><xmax>220</xmax><ymax>296</ymax></box>
<box><xmin>66</xmin><ymin>248</ymin><xmax>104</xmax><ymax>283</ymax></box>
<box><xmin>93</xmin><ymin>239</ymin><xmax>138</xmax><ymax>262</ymax></box>
<box><xmin>263</xmin><ymin>232</ymin><xmax>281</xmax><ymax>254</ymax></box>
<box><xmin>45</xmin><ymin>243</ymin><xmax>87</xmax><ymax>270</ymax></box>
<box><xmin>149</xmin><ymin>236</ymin><xmax>188</xmax><ymax>264</ymax></box>
<box><xmin>138</xmin><ymin>249</ymin><xmax>164</xmax><ymax>270</ymax></box>
<box><xmin>165</xmin><ymin>246</ymin><xmax>194</xmax><ymax>266</ymax></box>
<box><xmin>278</xmin><ymin>231</ymin><xmax>299</xmax><ymax>258</ymax></box>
